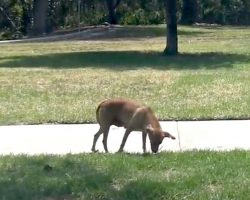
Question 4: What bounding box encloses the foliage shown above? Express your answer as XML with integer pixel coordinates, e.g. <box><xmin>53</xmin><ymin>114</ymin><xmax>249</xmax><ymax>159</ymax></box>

<box><xmin>1</xmin><ymin>0</ymin><xmax>250</xmax><ymax>40</ymax></box>
<box><xmin>0</xmin><ymin>0</ymin><xmax>30</xmax><ymax>39</ymax></box>
<box><xmin>199</xmin><ymin>0</ymin><xmax>250</xmax><ymax>25</ymax></box>
<box><xmin>118</xmin><ymin>0</ymin><xmax>165</xmax><ymax>25</ymax></box>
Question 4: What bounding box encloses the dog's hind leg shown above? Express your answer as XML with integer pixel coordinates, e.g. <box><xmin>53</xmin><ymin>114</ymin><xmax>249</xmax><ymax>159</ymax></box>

<box><xmin>142</xmin><ymin>131</ymin><xmax>147</xmax><ymax>153</ymax></box>
<box><xmin>91</xmin><ymin>128</ymin><xmax>103</xmax><ymax>152</ymax></box>
<box><xmin>102</xmin><ymin>127</ymin><xmax>110</xmax><ymax>153</ymax></box>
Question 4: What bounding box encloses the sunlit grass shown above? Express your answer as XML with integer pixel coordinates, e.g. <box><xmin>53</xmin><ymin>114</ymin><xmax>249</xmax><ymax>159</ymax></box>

<box><xmin>0</xmin><ymin>25</ymin><xmax>250</xmax><ymax>124</ymax></box>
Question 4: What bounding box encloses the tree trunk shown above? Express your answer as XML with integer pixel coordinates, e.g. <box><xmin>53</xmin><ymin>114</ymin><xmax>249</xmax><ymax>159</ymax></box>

<box><xmin>180</xmin><ymin>0</ymin><xmax>198</xmax><ymax>24</ymax></box>
<box><xmin>20</xmin><ymin>0</ymin><xmax>32</xmax><ymax>35</ymax></box>
<box><xmin>164</xmin><ymin>0</ymin><xmax>178</xmax><ymax>55</ymax></box>
<box><xmin>106</xmin><ymin>0</ymin><xmax>121</xmax><ymax>24</ymax></box>
<box><xmin>32</xmin><ymin>0</ymin><xmax>48</xmax><ymax>36</ymax></box>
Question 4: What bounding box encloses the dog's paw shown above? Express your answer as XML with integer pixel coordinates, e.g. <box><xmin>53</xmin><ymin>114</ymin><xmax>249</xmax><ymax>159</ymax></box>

<box><xmin>91</xmin><ymin>149</ymin><xmax>99</xmax><ymax>153</ymax></box>
<box><xmin>117</xmin><ymin>149</ymin><xmax>124</xmax><ymax>153</ymax></box>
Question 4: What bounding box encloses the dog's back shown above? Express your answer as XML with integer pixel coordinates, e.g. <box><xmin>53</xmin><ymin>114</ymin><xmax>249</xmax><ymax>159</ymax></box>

<box><xmin>96</xmin><ymin>99</ymin><xmax>141</xmax><ymax>127</ymax></box>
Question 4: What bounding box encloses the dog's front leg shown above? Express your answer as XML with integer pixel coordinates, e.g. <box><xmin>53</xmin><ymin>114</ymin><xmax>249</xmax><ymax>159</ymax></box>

<box><xmin>118</xmin><ymin>128</ymin><xmax>132</xmax><ymax>153</ymax></box>
<box><xmin>142</xmin><ymin>131</ymin><xmax>147</xmax><ymax>153</ymax></box>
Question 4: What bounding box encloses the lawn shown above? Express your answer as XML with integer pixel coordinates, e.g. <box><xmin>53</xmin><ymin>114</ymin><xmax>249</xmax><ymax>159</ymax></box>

<box><xmin>0</xmin><ymin>25</ymin><xmax>250</xmax><ymax>125</ymax></box>
<box><xmin>1</xmin><ymin>151</ymin><xmax>250</xmax><ymax>200</ymax></box>
<box><xmin>1</xmin><ymin>26</ymin><xmax>250</xmax><ymax>200</ymax></box>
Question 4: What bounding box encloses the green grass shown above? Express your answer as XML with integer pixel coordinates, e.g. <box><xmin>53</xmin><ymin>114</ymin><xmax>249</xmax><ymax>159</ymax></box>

<box><xmin>0</xmin><ymin>25</ymin><xmax>250</xmax><ymax>124</ymax></box>
<box><xmin>1</xmin><ymin>151</ymin><xmax>250</xmax><ymax>200</ymax></box>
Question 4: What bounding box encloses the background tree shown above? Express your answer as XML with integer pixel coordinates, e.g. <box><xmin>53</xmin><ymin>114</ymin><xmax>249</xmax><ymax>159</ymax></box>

<box><xmin>32</xmin><ymin>0</ymin><xmax>48</xmax><ymax>36</ymax></box>
<box><xmin>20</xmin><ymin>0</ymin><xmax>32</xmax><ymax>35</ymax></box>
<box><xmin>105</xmin><ymin>0</ymin><xmax>122</xmax><ymax>24</ymax></box>
<box><xmin>180</xmin><ymin>0</ymin><xmax>198</xmax><ymax>24</ymax></box>
<box><xmin>164</xmin><ymin>0</ymin><xmax>178</xmax><ymax>55</ymax></box>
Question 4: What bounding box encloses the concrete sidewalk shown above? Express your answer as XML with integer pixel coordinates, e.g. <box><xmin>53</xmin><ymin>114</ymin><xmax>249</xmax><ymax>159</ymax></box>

<box><xmin>0</xmin><ymin>120</ymin><xmax>249</xmax><ymax>155</ymax></box>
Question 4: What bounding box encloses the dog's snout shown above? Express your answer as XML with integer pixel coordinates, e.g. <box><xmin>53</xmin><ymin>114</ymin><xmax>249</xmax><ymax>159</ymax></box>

<box><xmin>151</xmin><ymin>147</ymin><xmax>158</xmax><ymax>153</ymax></box>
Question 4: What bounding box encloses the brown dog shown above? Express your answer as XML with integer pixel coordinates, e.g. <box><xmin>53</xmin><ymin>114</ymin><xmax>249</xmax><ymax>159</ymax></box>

<box><xmin>91</xmin><ymin>99</ymin><xmax>176</xmax><ymax>153</ymax></box>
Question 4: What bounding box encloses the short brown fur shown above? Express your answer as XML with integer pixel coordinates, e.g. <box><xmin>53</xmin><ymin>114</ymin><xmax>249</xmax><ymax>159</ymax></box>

<box><xmin>91</xmin><ymin>99</ymin><xmax>176</xmax><ymax>153</ymax></box>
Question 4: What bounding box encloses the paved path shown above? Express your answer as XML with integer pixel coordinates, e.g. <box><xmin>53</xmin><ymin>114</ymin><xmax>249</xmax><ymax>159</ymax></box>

<box><xmin>0</xmin><ymin>120</ymin><xmax>249</xmax><ymax>155</ymax></box>
<box><xmin>0</xmin><ymin>25</ymin><xmax>116</xmax><ymax>43</ymax></box>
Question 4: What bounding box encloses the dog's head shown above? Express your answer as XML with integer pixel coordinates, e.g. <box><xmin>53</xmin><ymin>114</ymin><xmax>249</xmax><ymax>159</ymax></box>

<box><xmin>146</xmin><ymin>126</ymin><xmax>176</xmax><ymax>153</ymax></box>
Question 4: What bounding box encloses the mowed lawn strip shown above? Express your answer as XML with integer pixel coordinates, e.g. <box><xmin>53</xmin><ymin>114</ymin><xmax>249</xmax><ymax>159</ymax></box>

<box><xmin>0</xmin><ymin>25</ymin><xmax>250</xmax><ymax>125</ymax></box>
<box><xmin>0</xmin><ymin>151</ymin><xmax>250</xmax><ymax>200</ymax></box>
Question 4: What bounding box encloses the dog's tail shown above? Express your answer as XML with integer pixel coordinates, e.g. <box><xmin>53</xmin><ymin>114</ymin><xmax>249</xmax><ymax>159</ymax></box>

<box><xmin>96</xmin><ymin>103</ymin><xmax>102</xmax><ymax>124</ymax></box>
<box><xmin>96</xmin><ymin>99</ymin><xmax>108</xmax><ymax>124</ymax></box>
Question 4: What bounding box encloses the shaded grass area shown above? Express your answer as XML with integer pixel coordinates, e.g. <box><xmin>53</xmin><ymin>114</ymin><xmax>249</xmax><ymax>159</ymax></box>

<box><xmin>0</xmin><ymin>51</ymin><xmax>248</xmax><ymax>70</ymax></box>
<box><xmin>0</xmin><ymin>25</ymin><xmax>250</xmax><ymax>124</ymax></box>
<box><xmin>1</xmin><ymin>151</ymin><xmax>250</xmax><ymax>200</ymax></box>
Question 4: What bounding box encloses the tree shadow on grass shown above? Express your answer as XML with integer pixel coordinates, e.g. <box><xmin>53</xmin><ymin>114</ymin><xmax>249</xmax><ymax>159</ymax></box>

<box><xmin>0</xmin><ymin>51</ymin><xmax>248</xmax><ymax>70</ymax></box>
<box><xmin>0</xmin><ymin>155</ymin><xmax>114</xmax><ymax>200</ymax></box>
<box><xmin>0</xmin><ymin>154</ymin><xmax>176</xmax><ymax>200</ymax></box>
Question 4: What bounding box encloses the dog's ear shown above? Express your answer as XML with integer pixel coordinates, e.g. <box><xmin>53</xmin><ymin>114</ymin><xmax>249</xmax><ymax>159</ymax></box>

<box><xmin>163</xmin><ymin>131</ymin><xmax>176</xmax><ymax>140</ymax></box>
<box><xmin>146</xmin><ymin>125</ymin><xmax>154</xmax><ymax>134</ymax></box>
